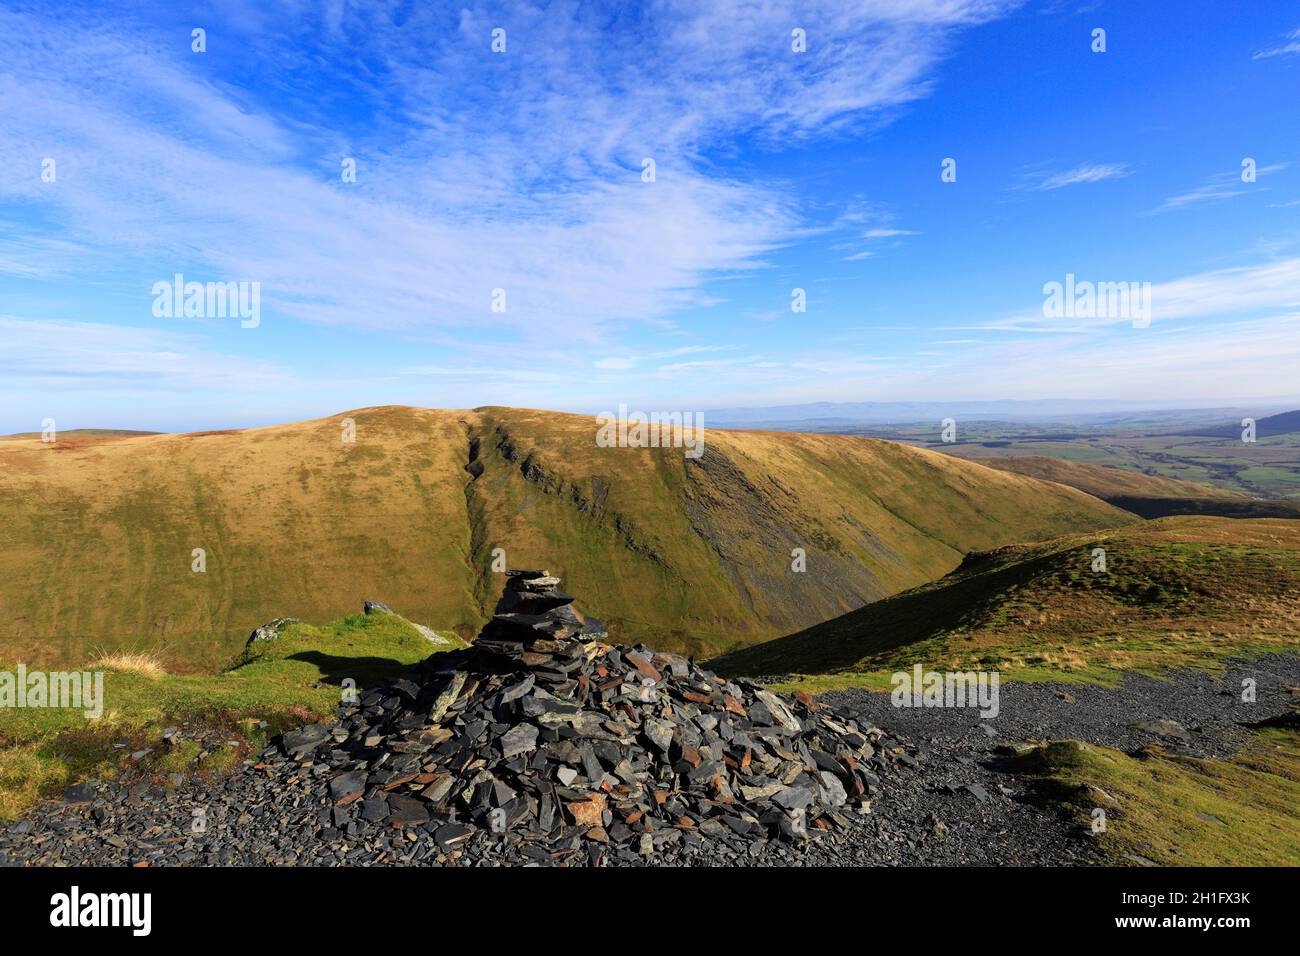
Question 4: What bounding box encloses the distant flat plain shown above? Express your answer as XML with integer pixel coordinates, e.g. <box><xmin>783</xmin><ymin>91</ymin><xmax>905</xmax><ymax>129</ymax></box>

<box><xmin>828</xmin><ymin>414</ymin><xmax>1300</xmax><ymax>500</ymax></box>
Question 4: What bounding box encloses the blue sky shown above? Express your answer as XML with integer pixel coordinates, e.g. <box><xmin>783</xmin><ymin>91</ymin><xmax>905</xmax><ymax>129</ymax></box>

<box><xmin>1</xmin><ymin>0</ymin><xmax>1298</xmax><ymax>432</ymax></box>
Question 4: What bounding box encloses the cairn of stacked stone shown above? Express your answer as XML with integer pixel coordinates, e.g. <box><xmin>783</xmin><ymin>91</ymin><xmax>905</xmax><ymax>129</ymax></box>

<box><xmin>279</xmin><ymin>570</ymin><xmax>901</xmax><ymax>864</ymax></box>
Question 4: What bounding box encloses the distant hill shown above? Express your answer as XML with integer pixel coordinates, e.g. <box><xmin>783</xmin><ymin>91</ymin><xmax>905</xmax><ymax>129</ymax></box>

<box><xmin>1</xmin><ymin>428</ymin><xmax>160</xmax><ymax>440</ymax></box>
<box><xmin>0</xmin><ymin>405</ymin><xmax>1131</xmax><ymax>669</ymax></box>
<box><xmin>1180</xmin><ymin>409</ymin><xmax>1300</xmax><ymax>439</ymax></box>
<box><xmin>710</xmin><ymin>516</ymin><xmax>1300</xmax><ymax>680</ymax></box>
<box><xmin>703</xmin><ymin>400</ymin><xmax>1273</xmax><ymax>429</ymax></box>
<box><xmin>970</xmin><ymin>456</ymin><xmax>1300</xmax><ymax>519</ymax></box>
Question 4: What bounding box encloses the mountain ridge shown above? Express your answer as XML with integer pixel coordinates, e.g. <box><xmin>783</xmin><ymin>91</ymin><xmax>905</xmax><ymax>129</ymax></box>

<box><xmin>0</xmin><ymin>404</ymin><xmax>1133</xmax><ymax>669</ymax></box>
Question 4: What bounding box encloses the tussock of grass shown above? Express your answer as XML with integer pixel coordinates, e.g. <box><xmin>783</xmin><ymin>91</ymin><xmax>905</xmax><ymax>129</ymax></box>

<box><xmin>154</xmin><ymin>739</ymin><xmax>201</xmax><ymax>774</ymax></box>
<box><xmin>1016</xmin><ymin>731</ymin><xmax>1300</xmax><ymax>866</ymax></box>
<box><xmin>203</xmin><ymin>742</ymin><xmax>242</xmax><ymax>774</ymax></box>
<box><xmin>0</xmin><ymin>744</ymin><xmax>69</xmax><ymax>821</ymax></box>
<box><xmin>86</xmin><ymin>651</ymin><xmax>167</xmax><ymax>679</ymax></box>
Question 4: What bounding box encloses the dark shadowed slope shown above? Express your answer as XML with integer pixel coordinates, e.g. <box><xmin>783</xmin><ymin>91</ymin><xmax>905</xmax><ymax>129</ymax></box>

<box><xmin>711</xmin><ymin>516</ymin><xmax>1300</xmax><ymax>680</ymax></box>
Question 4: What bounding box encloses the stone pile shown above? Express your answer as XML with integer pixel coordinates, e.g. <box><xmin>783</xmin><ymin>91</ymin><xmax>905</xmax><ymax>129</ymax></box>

<box><xmin>278</xmin><ymin>569</ymin><xmax>905</xmax><ymax>864</ymax></box>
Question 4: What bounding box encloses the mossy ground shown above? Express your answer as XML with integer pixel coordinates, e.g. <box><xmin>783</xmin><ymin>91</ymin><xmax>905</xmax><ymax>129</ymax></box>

<box><xmin>0</xmin><ymin>613</ymin><xmax>462</xmax><ymax>821</ymax></box>
<box><xmin>1016</xmin><ymin>730</ymin><xmax>1300</xmax><ymax>866</ymax></box>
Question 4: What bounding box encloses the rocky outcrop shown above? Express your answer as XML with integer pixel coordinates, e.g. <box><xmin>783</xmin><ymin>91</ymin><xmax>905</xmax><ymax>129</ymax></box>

<box><xmin>256</xmin><ymin>569</ymin><xmax>903</xmax><ymax>863</ymax></box>
<box><xmin>362</xmin><ymin>600</ymin><xmax>452</xmax><ymax>646</ymax></box>
<box><xmin>244</xmin><ymin>618</ymin><xmax>303</xmax><ymax>647</ymax></box>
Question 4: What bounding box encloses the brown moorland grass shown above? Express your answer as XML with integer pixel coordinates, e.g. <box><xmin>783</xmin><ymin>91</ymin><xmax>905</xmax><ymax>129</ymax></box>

<box><xmin>969</xmin><ymin>455</ymin><xmax>1300</xmax><ymax>519</ymax></box>
<box><xmin>86</xmin><ymin>651</ymin><xmax>168</xmax><ymax>679</ymax></box>
<box><xmin>971</xmin><ymin>455</ymin><xmax>1245</xmax><ymax>500</ymax></box>
<box><xmin>0</xmin><ymin>405</ymin><xmax>1133</xmax><ymax>668</ymax></box>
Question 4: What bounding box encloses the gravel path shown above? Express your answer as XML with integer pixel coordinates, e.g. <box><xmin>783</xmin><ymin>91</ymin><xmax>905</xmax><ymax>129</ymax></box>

<box><xmin>3</xmin><ymin>654</ymin><xmax>1296</xmax><ymax>867</ymax></box>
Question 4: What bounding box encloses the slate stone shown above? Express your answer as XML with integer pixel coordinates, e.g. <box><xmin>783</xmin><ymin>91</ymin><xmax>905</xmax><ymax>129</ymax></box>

<box><xmin>61</xmin><ymin>783</ymin><xmax>96</xmax><ymax>805</ymax></box>
<box><xmin>435</xmin><ymin>823</ymin><xmax>473</xmax><ymax>850</ymax></box>
<box><xmin>773</xmin><ymin>786</ymin><xmax>814</xmax><ymax>811</ymax></box>
<box><xmin>498</xmin><ymin>675</ymin><xmax>536</xmax><ymax>704</ymax></box>
<box><xmin>963</xmin><ymin>783</ymin><xmax>991</xmax><ymax>803</ymax></box>
<box><xmin>817</xmin><ymin>771</ymin><xmax>848</xmax><ymax>807</ymax></box>
<box><xmin>282</xmin><ymin>724</ymin><xmax>331</xmax><ymax>758</ymax></box>
<box><xmin>642</xmin><ymin>718</ymin><xmax>674</xmax><ymax>754</ymax></box>
<box><xmin>499</xmin><ymin>723</ymin><xmax>539</xmax><ymax>758</ymax></box>
<box><xmin>1134</xmin><ymin>718</ymin><xmax>1190</xmax><ymax>739</ymax></box>
<box><xmin>245</xmin><ymin>617</ymin><xmax>303</xmax><ymax>647</ymax></box>
<box><xmin>386</xmin><ymin>794</ymin><xmax>430</xmax><ymax>826</ymax></box>
<box><xmin>328</xmin><ymin>772</ymin><xmax>367</xmax><ymax>805</ymax></box>
<box><xmin>360</xmin><ymin>797</ymin><xmax>389</xmax><ymax>822</ymax></box>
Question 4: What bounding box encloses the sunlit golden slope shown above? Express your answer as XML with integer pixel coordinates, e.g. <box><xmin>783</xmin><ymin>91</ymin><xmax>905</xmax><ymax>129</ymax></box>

<box><xmin>969</xmin><ymin>456</ymin><xmax>1300</xmax><ymax>519</ymax></box>
<box><xmin>0</xmin><ymin>405</ymin><xmax>1133</xmax><ymax>668</ymax></box>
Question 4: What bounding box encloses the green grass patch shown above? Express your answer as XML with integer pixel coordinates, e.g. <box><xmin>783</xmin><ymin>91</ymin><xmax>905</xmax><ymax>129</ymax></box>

<box><xmin>765</xmin><ymin>672</ymin><xmax>898</xmax><ymax>695</ymax></box>
<box><xmin>0</xmin><ymin>613</ymin><xmax>463</xmax><ymax>821</ymax></box>
<box><xmin>153</xmin><ymin>739</ymin><xmax>201</xmax><ymax>775</ymax></box>
<box><xmin>766</xmin><ymin>663</ymin><xmax>1127</xmax><ymax>696</ymax></box>
<box><xmin>1016</xmin><ymin>730</ymin><xmax>1300</xmax><ymax>866</ymax></box>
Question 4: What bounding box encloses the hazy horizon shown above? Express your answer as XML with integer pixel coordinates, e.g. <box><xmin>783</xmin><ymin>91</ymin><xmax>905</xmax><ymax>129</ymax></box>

<box><xmin>10</xmin><ymin>395</ymin><xmax>1300</xmax><ymax>437</ymax></box>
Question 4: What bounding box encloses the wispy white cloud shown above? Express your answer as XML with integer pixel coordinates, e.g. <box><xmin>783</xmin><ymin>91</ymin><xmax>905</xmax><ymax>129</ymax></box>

<box><xmin>0</xmin><ymin>1</ymin><xmax>1016</xmax><ymax>343</ymax></box>
<box><xmin>834</xmin><ymin>204</ymin><xmax>921</xmax><ymax>261</ymax></box>
<box><xmin>947</xmin><ymin>256</ymin><xmax>1300</xmax><ymax>335</ymax></box>
<box><xmin>1028</xmin><ymin>163</ymin><xmax>1132</xmax><ymax>191</ymax></box>
<box><xmin>1253</xmin><ymin>28</ymin><xmax>1300</xmax><ymax>60</ymax></box>
<box><xmin>590</xmin><ymin>345</ymin><xmax>734</xmax><ymax>371</ymax></box>
<box><xmin>863</xmin><ymin>227</ymin><xmax>922</xmax><ymax>238</ymax></box>
<box><xmin>1148</xmin><ymin>163</ymin><xmax>1289</xmax><ymax>214</ymax></box>
<box><xmin>0</xmin><ymin>315</ymin><xmax>289</xmax><ymax>390</ymax></box>
<box><xmin>593</xmin><ymin>357</ymin><xmax>638</xmax><ymax>371</ymax></box>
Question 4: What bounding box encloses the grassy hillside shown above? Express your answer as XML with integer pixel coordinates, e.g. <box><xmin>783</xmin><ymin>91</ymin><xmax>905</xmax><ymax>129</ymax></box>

<box><xmin>972</xmin><ymin>456</ymin><xmax>1300</xmax><ymax>519</ymax></box>
<box><xmin>1018</xmin><ymin>730</ymin><xmax>1300</xmax><ymax>866</ymax></box>
<box><xmin>3</xmin><ymin>429</ymin><xmax>161</xmax><ymax>440</ymax></box>
<box><xmin>0</xmin><ymin>407</ymin><xmax>478</xmax><ymax>671</ymax></box>
<box><xmin>0</xmin><ymin>405</ymin><xmax>1132</xmax><ymax>667</ymax></box>
<box><xmin>711</xmin><ymin>516</ymin><xmax>1300</xmax><ymax>684</ymax></box>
